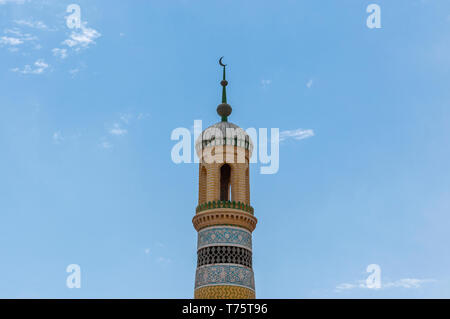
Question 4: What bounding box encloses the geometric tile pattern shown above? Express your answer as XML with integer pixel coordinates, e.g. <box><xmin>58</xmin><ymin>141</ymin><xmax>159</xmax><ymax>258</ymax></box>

<box><xmin>198</xmin><ymin>226</ymin><xmax>252</xmax><ymax>250</ymax></box>
<box><xmin>195</xmin><ymin>264</ymin><xmax>255</xmax><ymax>290</ymax></box>
<box><xmin>194</xmin><ymin>285</ymin><xmax>255</xmax><ymax>299</ymax></box>
<box><xmin>197</xmin><ymin>246</ymin><xmax>252</xmax><ymax>267</ymax></box>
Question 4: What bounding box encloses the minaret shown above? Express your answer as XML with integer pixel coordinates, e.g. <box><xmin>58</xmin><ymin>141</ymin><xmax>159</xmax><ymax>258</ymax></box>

<box><xmin>193</xmin><ymin>58</ymin><xmax>257</xmax><ymax>299</ymax></box>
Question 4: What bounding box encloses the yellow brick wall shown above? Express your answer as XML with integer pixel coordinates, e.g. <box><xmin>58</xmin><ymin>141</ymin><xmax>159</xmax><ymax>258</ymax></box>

<box><xmin>205</xmin><ymin>164</ymin><xmax>219</xmax><ymax>202</ymax></box>
<box><xmin>199</xmin><ymin>165</ymin><xmax>207</xmax><ymax>204</ymax></box>
<box><xmin>199</xmin><ymin>145</ymin><xmax>250</xmax><ymax>206</ymax></box>
<box><xmin>246</xmin><ymin>168</ymin><xmax>250</xmax><ymax>203</ymax></box>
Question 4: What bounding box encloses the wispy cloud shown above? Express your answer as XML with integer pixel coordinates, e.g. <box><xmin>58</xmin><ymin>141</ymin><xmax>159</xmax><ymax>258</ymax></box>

<box><xmin>49</xmin><ymin>22</ymin><xmax>101</xmax><ymax>62</ymax></box>
<box><xmin>0</xmin><ymin>36</ymin><xmax>23</xmax><ymax>46</ymax></box>
<box><xmin>100</xmin><ymin>113</ymin><xmax>148</xmax><ymax>149</ymax></box>
<box><xmin>335</xmin><ymin>278</ymin><xmax>436</xmax><ymax>292</ymax></box>
<box><xmin>109</xmin><ymin>123</ymin><xmax>127</xmax><ymax>136</ymax></box>
<box><xmin>1</xmin><ymin>29</ymin><xmax>36</xmax><ymax>44</ymax></box>
<box><xmin>0</xmin><ymin>28</ymin><xmax>38</xmax><ymax>52</ymax></box>
<box><xmin>280</xmin><ymin>128</ymin><xmax>315</xmax><ymax>142</ymax></box>
<box><xmin>62</xmin><ymin>22</ymin><xmax>101</xmax><ymax>50</ymax></box>
<box><xmin>118</xmin><ymin>112</ymin><xmax>149</xmax><ymax>123</ymax></box>
<box><xmin>14</xmin><ymin>19</ymin><xmax>49</xmax><ymax>30</ymax></box>
<box><xmin>110</xmin><ymin>112</ymin><xmax>149</xmax><ymax>134</ymax></box>
<box><xmin>119</xmin><ymin>113</ymin><xmax>133</xmax><ymax>124</ymax></box>
<box><xmin>306</xmin><ymin>79</ymin><xmax>313</xmax><ymax>89</ymax></box>
<box><xmin>1</xmin><ymin>14</ymin><xmax>98</xmax><ymax>74</ymax></box>
<box><xmin>52</xmin><ymin>48</ymin><xmax>68</xmax><ymax>59</ymax></box>
<box><xmin>335</xmin><ymin>282</ymin><xmax>359</xmax><ymax>291</ymax></box>
<box><xmin>383</xmin><ymin>278</ymin><xmax>436</xmax><ymax>289</ymax></box>
<box><xmin>0</xmin><ymin>0</ymin><xmax>28</xmax><ymax>4</ymax></box>
<box><xmin>12</xmin><ymin>59</ymin><xmax>49</xmax><ymax>74</ymax></box>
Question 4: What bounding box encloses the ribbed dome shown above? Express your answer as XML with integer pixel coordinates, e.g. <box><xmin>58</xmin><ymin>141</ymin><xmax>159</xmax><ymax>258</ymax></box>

<box><xmin>195</xmin><ymin>121</ymin><xmax>253</xmax><ymax>155</ymax></box>
<box><xmin>204</xmin><ymin>121</ymin><xmax>240</xmax><ymax>135</ymax></box>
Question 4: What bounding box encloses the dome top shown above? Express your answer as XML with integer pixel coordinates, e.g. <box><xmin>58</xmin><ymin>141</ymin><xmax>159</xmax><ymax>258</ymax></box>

<box><xmin>205</xmin><ymin>121</ymin><xmax>240</xmax><ymax>135</ymax></box>
<box><xmin>195</xmin><ymin>121</ymin><xmax>253</xmax><ymax>155</ymax></box>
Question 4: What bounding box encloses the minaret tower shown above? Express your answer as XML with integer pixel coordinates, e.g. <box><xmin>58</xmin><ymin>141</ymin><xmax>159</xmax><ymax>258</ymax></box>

<box><xmin>193</xmin><ymin>58</ymin><xmax>257</xmax><ymax>299</ymax></box>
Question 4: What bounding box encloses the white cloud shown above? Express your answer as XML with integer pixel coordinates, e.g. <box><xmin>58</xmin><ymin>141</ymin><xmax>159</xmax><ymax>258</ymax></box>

<box><xmin>109</xmin><ymin>123</ymin><xmax>127</xmax><ymax>136</ymax></box>
<box><xmin>335</xmin><ymin>278</ymin><xmax>436</xmax><ymax>292</ymax></box>
<box><xmin>306</xmin><ymin>79</ymin><xmax>313</xmax><ymax>88</ymax></box>
<box><xmin>0</xmin><ymin>0</ymin><xmax>27</xmax><ymax>4</ymax></box>
<box><xmin>63</xmin><ymin>23</ymin><xmax>101</xmax><ymax>50</ymax></box>
<box><xmin>5</xmin><ymin>28</ymin><xmax>37</xmax><ymax>41</ymax></box>
<box><xmin>335</xmin><ymin>283</ymin><xmax>357</xmax><ymax>291</ymax></box>
<box><xmin>14</xmin><ymin>19</ymin><xmax>48</xmax><ymax>30</ymax></box>
<box><xmin>12</xmin><ymin>59</ymin><xmax>49</xmax><ymax>74</ymax></box>
<box><xmin>280</xmin><ymin>128</ymin><xmax>315</xmax><ymax>142</ymax></box>
<box><xmin>120</xmin><ymin>113</ymin><xmax>150</xmax><ymax>123</ymax></box>
<box><xmin>0</xmin><ymin>36</ymin><xmax>23</xmax><ymax>45</ymax></box>
<box><xmin>144</xmin><ymin>248</ymin><xmax>150</xmax><ymax>255</ymax></box>
<box><xmin>383</xmin><ymin>278</ymin><xmax>436</xmax><ymax>289</ymax></box>
<box><xmin>119</xmin><ymin>113</ymin><xmax>133</xmax><ymax>124</ymax></box>
<box><xmin>104</xmin><ymin>113</ymin><xmax>146</xmax><ymax>142</ymax></box>
<box><xmin>335</xmin><ymin>280</ymin><xmax>370</xmax><ymax>292</ymax></box>
<box><xmin>3</xmin><ymin>28</ymin><xmax>22</xmax><ymax>36</ymax></box>
<box><xmin>0</xmin><ymin>28</ymin><xmax>38</xmax><ymax>50</ymax></box>
<box><xmin>52</xmin><ymin>48</ymin><xmax>68</xmax><ymax>59</ymax></box>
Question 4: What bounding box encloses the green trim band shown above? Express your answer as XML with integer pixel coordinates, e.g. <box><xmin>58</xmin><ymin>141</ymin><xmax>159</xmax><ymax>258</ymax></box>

<box><xmin>196</xmin><ymin>200</ymin><xmax>254</xmax><ymax>215</ymax></box>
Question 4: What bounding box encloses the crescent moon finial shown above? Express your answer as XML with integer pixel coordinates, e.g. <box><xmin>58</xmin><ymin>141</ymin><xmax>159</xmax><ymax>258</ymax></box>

<box><xmin>217</xmin><ymin>56</ymin><xmax>230</xmax><ymax>121</ymax></box>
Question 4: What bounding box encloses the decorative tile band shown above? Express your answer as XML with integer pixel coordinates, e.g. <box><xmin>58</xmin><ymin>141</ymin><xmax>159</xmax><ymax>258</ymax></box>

<box><xmin>197</xmin><ymin>245</ymin><xmax>252</xmax><ymax>268</ymax></box>
<box><xmin>194</xmin><ymin>285</ymin><xmax>255</xmax><ymax>299</ymax></box>
<box><xmin>195</xmin><ymin>264</ymin><xmax>255</xmax><ymax>290</ymax></box>
<box><xmin>197</xmin><ymin>226</ymin><xmax>252</xmax><ymax>250</ymax></box>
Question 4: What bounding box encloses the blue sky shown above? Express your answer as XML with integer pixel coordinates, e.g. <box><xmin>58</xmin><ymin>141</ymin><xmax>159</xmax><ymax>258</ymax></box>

<box><xmin>0</xmin><ymin>0</ymin><xmax>450</xmax><ymax>298</ymax></box>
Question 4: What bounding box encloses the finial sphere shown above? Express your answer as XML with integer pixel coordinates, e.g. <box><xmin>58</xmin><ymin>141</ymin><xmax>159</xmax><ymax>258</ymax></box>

<box><xmin>217</xmin><ymin>103</ymin><xmax>232</xmax><ymax>117</ymax></box>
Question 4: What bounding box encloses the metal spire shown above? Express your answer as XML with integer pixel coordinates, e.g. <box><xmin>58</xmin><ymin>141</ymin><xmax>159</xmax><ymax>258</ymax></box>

<box><xmin>217</xmin><ymin>57</ymin><xmax>232</xmax><ymax>122</ymax></box>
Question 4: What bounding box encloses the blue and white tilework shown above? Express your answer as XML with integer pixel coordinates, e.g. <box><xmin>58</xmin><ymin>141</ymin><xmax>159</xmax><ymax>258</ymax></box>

<box><xmin>197</xmin><ymin>226</ymin><xmax>252</xmax><ymax>250</ymax></box>
<box><xmin>195</xmin><ymin>264</ymin><xmax>255</xmax><ymax>290</ymax></box>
